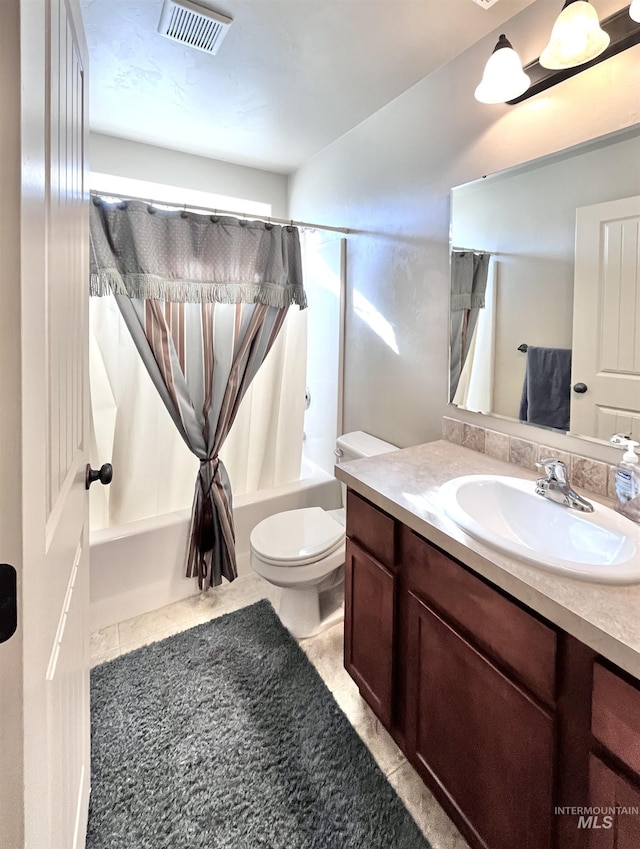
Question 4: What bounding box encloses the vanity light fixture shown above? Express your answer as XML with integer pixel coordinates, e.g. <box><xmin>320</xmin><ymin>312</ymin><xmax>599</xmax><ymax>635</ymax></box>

<box><xmin>474</xmin><ymin>34</ymin><xmax>531</xmax><ymax>103</ymax></box>
<box><xmin>475</xmin><ymin>4</ymin><xmax>640</xmax><ymax>105</ymax></box>
<box><xmin>540</xmin><ymin>0</ymin><xmax>609</xmax><ymax>69</ymax></box>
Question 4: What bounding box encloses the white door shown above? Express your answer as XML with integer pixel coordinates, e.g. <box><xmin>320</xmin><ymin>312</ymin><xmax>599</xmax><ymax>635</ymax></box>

<box><xmin>0</xmin><ymin>1</ymin><xmax>91</xmax><ymax>847</ymax></box>
<box><xmin>571</xmin><ymin>195</ymin><xmax>640</xmax><ymax>440</ymax></box>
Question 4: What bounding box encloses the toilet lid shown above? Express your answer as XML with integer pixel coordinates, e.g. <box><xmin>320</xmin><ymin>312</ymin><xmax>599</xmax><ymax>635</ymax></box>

<box><xmin>250</xmin><ymin>507</ymin><xmax>344</xmax><ymax>565</ymax></box>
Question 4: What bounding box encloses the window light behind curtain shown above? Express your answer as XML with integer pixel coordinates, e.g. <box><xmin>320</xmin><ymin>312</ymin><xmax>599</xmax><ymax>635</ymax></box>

<box><xmin>89</xmin><ymin>199</ymin><xmax>307</xmax><ymax>588</ymax></box>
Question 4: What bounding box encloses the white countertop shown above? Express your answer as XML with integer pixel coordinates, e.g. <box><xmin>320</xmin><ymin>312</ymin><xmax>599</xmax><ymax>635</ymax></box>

<box><xmin>336</xmin><ymin>440</ymin><xmax>640</xmax><ymax>680</ymax></box>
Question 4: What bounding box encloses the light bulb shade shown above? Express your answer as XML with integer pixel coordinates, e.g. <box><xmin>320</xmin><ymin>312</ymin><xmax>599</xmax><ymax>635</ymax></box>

<box><xmin>630</xmin><ymin>0</ymin><xmax>640</xmax><ymax>24</ymax></box>
<box><xmin>474</xmin><ymin>35</ymin><xmax>530</xmax><ymax>104</ymax></box>
<box><xmin>539</xmin><ymin>0</ymin><xmax>610</xmax><ymax>69</ymax></box>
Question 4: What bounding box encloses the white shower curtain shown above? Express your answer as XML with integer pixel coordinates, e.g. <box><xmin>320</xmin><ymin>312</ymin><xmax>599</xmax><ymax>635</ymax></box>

<box><xmin>89</xmin><ymin>294</ymin><xmax>307</xmax><ymax>531</ymax></box>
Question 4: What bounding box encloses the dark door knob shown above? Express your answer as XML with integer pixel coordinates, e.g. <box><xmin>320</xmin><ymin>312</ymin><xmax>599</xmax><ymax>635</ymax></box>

<box><xmin>573</xmin><ymin>382</ymin><xmax>588</xmax><ymax>394</ymax></box>
<box><xmin>85</xmin><ymin>463</ymin><xmax>113</xmax><ymax>490</ymax></box>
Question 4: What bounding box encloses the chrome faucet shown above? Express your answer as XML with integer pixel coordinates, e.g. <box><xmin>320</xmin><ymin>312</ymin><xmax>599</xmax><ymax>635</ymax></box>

<box><xmin>535</xmin><ymin>458</ymin><xmax>594</xmax><ymax>513</ymax></box>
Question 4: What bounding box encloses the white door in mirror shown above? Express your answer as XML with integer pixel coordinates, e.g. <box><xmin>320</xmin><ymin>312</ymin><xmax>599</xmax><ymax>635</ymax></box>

<box><xmin>439</xmin><ymin>475</ymin><xmax>640</xmax><ymax>584</ymax></box>
<box><xmin>572</xmin><ymin>196</ymin><xmax>640</xmax><ymax>440</ymax></box>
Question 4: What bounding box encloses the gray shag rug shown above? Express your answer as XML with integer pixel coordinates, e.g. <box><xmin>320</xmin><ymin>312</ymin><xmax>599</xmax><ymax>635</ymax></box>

<box><xmin>88</xmin><ymin>600</ymin><xmax>432</xmax><ymax>849</ymax></box>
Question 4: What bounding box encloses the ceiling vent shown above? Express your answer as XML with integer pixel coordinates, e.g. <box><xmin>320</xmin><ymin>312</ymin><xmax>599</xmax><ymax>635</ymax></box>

<box><xmin>158</xmin><ymin>0</ymin><xmax>233</xmax><ymax>55</ymax></box>
<box><xmin>470</xmin><ymin>0</ymin><xmax>501</xmax><ymax>8</ymax></box>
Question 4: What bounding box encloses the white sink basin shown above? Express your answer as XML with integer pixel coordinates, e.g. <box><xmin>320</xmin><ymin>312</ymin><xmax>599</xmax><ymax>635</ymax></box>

<box><xmin>439</xmin><ymin>475</ymin><xmax>640</xmax><ymax>584</ymax></box>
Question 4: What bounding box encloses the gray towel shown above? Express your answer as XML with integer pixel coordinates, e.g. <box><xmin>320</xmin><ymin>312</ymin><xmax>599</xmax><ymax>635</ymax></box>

<box><xmin>519</xmin><ymin>346</ymin><xmax>572</xmax><ymax>431</ymax></box>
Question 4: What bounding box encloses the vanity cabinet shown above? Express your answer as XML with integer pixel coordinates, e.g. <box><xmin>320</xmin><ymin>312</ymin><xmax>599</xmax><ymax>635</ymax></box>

<box><xmin>343</xmin><ymin>488</ymin><xmax>640</xmax><ymax>849</ymax></box>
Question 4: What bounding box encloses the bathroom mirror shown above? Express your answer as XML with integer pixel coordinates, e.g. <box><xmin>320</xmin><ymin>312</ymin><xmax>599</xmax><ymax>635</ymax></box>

<box><xmin>449</xmin><ymin>124</ymin><xmax>640</xmax><ymax>444</ymax></box>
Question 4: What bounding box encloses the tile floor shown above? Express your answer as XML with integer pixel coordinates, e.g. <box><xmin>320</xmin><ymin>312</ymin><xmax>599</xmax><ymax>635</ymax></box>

<box><xmin>90</xmin><ymin>574</ymin><xmax>470</xmax><ymax>849</ymax></box>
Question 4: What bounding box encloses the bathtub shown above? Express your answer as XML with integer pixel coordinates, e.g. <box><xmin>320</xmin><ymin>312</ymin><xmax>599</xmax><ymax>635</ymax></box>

<box><xmin>89</xmin><ymin>461</ymin><xmax>341</xmax><ymax>631</ymax></box>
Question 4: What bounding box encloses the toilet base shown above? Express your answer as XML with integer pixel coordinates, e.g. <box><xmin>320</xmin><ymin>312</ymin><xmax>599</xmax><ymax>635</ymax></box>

<box><xmin>277</xmin><ymin>570</ymin><xmax>344</xmax><ymax>639</ymax></box>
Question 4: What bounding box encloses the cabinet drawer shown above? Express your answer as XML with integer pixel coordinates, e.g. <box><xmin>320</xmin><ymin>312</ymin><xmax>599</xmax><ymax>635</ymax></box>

<box><xmin>403</xmin><ymin>527</ymin><xmax>557</xmax><ymax>705</ymax></box>
<box><xmin>346</xmin><ymin>490</ymin><xmax>395</xmax><ymax>572</ymax></box>
<box><xmin>592</xmin><ymin>663</ymin><xmax>640</xmax><ymax>777</ymax></box>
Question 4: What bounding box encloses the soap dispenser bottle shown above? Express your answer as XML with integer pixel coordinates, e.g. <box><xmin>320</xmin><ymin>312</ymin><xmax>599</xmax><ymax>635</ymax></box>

<box><xmin>610</xmin><ymin>434</ymin><xmax>640</xmax><ymax>522</ymax></box>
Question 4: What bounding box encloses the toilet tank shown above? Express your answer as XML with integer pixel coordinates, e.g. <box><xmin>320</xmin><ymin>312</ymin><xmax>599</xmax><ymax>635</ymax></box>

<box><xmin>335</xmin><ymin>430</ymin><xmax>398</xmax><ymax>464</ymax></box>
<box><xmin>335</xmin><ymin>431</ymin><xmax>398</xmax><ymax>508</ymax></box>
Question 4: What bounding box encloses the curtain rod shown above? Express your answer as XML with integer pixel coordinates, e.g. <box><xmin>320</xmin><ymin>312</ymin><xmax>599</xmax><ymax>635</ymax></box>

<box><xmin>90</xmin><ymin>190</ymin><xmax>350</xmax><ymax>235</ymax></box>
<box><xmin>452</xmin><ymin>246</ymin><xmax>497</xmax><ymax>255</ymax></box>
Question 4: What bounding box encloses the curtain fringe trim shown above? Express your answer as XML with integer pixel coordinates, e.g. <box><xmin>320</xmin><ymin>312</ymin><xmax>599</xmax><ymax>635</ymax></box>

<box><xmin>450</xmin><ymin>293</ymin><xmax>486</xmax><ymax>311</ymax></box>
<box><xmin>90</xmin><ymin>270</ymin><xmax>308</xmax><ymax>309</ymax></box>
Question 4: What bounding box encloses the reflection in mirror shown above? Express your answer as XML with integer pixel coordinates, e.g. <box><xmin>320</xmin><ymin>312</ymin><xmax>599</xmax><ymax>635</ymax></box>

<box><xmin>449</xmin><ymin>125</ymin><xmax>640</xmax><ymax>445</ymax></box>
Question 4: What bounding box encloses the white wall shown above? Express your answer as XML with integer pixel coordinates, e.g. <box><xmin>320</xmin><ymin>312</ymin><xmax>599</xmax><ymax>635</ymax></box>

<box><xmin>288</xmin><ymin>0</ymin><xmax>640</xmax><ymax>459</ymax></box>
<box><xmin>90</xmin><ymin>132</ymin><xmax>289</xmax><ymax>217</ymax></box>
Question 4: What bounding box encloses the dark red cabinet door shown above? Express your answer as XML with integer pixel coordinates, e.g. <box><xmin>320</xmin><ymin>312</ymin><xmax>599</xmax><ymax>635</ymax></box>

<box><xmin>344</xmin><ymin>539</ymin><xmax>395</xmax><ymax>727</ymax></box>
<box><xmin>405</xmin><ymin>592</ymin><xmax>555</xmax><ymax>849</ymax></box>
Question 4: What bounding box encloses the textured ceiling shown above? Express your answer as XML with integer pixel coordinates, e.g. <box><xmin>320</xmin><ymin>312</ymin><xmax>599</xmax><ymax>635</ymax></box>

<box><xmin>80</xmin><ymin>0</ymin><xmax>537</xmax><ymax>174</ymax></box>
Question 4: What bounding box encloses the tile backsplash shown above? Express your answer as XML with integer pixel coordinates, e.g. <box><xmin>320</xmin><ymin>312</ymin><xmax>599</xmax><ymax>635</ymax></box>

<box><xmin>442</xmin><ymin>416</ymin><xmax>616</xmax><ymax>501</ymax></box>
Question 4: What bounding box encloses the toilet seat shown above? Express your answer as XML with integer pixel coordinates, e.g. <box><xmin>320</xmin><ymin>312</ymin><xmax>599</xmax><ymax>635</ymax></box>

<box><xmin>250</xmin><ymin>507</ymin><xmax>344</xmax><ymax>567</ymax></box>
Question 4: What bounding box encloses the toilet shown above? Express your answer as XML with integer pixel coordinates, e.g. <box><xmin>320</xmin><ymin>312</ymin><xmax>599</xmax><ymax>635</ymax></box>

<box><xmin>250</xmin><ymin>431</ymin><xmax>397</xmax><ymax>638</ymax></box>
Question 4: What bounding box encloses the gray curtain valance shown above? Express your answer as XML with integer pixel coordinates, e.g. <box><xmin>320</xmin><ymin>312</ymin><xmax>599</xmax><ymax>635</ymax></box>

<box><xmin>89</xmin><ymin>198</ymin><xmax>307</xmax><ymax>309</ymax></box>
<box><xmin>450</xmin><ymin>250</ymin><xmax>490</xmax><ymax>311</ymax></box>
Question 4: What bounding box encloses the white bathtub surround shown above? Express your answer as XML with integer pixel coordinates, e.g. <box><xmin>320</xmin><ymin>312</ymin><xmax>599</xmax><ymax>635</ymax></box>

<box><xmin>89</xmin><ymin>461</ymin><xmax>340</xmax><ymax>632</ymax></box>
